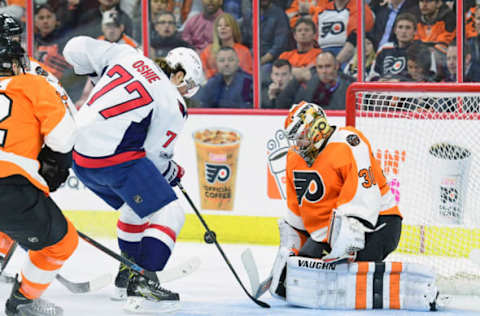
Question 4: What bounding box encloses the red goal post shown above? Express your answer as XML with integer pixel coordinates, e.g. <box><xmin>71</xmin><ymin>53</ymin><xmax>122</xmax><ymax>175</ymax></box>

<box><xmin>345</xmin><ymin>82</ymin><xmax>480</xmax><ymax>295</ymax></box>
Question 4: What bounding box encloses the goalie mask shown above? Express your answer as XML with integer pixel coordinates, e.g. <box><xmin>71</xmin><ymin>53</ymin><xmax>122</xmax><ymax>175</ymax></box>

<box><xmin>284</xmin><ymin>101</ymin><xmax>332</xmax><ymax>164</ymax></box>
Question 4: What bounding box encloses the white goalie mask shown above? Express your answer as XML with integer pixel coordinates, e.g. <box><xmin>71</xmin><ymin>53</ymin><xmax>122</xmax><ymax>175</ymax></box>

<box><xmin>165</xmin><ymin>47</ymin><xmax>205</xmax><ymax>98</ymax></box>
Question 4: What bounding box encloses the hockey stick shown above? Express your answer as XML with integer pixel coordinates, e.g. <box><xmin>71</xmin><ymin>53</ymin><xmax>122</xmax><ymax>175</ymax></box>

<box><xmin>55</xmin><ymin>273</ymin><xmax>112</xmax><ymax>294</ymax></box>
<box><xmin>0</xmin><ymin>240</ymin><xmax>112</xmax><ymax>293</ymax></box>
<box><xmin>176</xmin><ymin>182</ymin><xmax>270</xmax><ymax>308</ymax></box>
<box><xmin>241</xmin><ymin>248</ymin><xmax>273</xmax><ymax>299</ymax></box>
<box><xmin>77</xmin><ymin>230</ymin><xmax>201</xmax><ymax>284</ymax></box>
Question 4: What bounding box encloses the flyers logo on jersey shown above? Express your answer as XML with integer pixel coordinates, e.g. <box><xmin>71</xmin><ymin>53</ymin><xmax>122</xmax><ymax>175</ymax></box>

<box><xmin>205</xmin><ymin>163</ymin><xmax>230</xmax><ymax>184</ymax></box>
<box><xmin>293</xmin><ymin>171</ymin><xmax>325</xmax><ymax>205</ymax></box>
<box><xmin>320</xmin><ymin>21</ymin><xmax>345</xmax><ymax>38</ymax></box>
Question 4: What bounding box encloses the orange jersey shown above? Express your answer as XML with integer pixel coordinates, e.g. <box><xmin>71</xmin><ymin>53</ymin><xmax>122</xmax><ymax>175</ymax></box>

<box><xmin>0</xmin><ymin>73</ymin><xmax>75</xmax><ymax>194</ymax></box>
<box><xmin>310</xmin><ymin>0</ymin><xmax>374</xmax><ymax>49</ymax></box>
<box><xmin>415</xmin><ymin>9</ymin><xmax>455</xmax><ymax>53</ymax></box>
<box><xmin>285</xmin><ymin>126</ymin><xmax>401</xmax><ymax>241</ymax></box>
<box><xmin>279</xmin><ymin>47</ymin><xmax>322</xmax><ymax>68</ymax></box>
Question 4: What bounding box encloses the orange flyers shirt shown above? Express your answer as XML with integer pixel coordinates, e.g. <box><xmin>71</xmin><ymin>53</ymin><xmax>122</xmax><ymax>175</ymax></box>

<box><xmin>285</xmin><ymin>126</ymin><xmax>401</xmax><ymax>241</ymax></box>
<box><xmin>0</xmin><ymin>74</ymin><xmax>74</xmax><ymax>193</ymax></box>
<box><xmin>279</xmin><ymin>47</ymin><xmax>323</xmax><ymax>68</ymax></box>
<box><xmin>310</xmin><ymin>0</ymin><xmax>374</xmax><ymax>49</ymax></box>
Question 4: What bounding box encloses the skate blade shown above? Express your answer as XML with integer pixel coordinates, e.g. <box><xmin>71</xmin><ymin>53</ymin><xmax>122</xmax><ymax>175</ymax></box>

<box><xmin>110</xmin><ymin>287</ymin><xmax>127</xmax><ymax>301</ymax></box>
<box><xmin>123</xmin><ymin>297</ymin><xmax>180</xmax><ymax>314</ymax></box>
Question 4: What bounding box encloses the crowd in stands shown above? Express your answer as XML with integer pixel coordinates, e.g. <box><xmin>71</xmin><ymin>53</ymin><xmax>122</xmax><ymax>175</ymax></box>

<box><xmin>13</xmin><ymin>0</ymin><xmax>480</xmax><ymax>109</ymax></box>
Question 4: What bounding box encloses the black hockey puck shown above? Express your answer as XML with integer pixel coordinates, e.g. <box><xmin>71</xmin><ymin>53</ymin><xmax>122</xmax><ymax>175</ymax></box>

<box><xmin>204</xmin><ymin>231</ymin><xmax>216</xmax><ymax>244</ymax></box>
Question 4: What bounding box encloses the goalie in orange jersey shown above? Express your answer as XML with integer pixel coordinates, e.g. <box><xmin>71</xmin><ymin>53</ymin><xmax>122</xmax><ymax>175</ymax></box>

<box><xmin>268</xmin><ymin>101</ymin><xmax>438</xmax><ymax>311</ymax></box>
<box><xmin>0</xmin><ymin>38</ymin><xmax>78</xmax><ymax>316</ymax></box>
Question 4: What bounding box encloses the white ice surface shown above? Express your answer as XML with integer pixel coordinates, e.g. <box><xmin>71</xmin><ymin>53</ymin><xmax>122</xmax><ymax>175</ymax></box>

<box><xmin>1</xmin><ymin>239</ymin><xmax>480</xmax><ymax>316</ymax></box>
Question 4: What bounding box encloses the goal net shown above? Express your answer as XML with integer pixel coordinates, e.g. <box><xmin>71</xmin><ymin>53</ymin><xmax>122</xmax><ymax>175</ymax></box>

<box><xmin>345</xmin><ymin>83</ymin><xmax>480</xmax><ymax>295</ymax></box>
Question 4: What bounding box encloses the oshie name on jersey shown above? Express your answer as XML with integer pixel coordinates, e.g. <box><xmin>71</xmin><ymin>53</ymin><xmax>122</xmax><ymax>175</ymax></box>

<box><xmin>132</xmin><ymin>60</ymin><xmax>160</xmax><ymax>83</ymax></box>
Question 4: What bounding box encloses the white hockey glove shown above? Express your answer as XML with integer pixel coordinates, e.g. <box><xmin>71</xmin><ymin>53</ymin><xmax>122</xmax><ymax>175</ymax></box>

<box><xmin>323</xmin><ymin>213</ymin><xmax>374</xmax><ymax>263</ymax></box>
<box><xmin>162</xmin><ymin>160</ymin><xmax>185</xmax><ymax>187</ymax></box>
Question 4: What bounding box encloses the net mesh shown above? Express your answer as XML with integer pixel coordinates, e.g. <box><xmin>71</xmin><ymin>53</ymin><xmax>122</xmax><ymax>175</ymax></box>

<box><xmin>353</xmin><ymin>90</ymin><xmax>480</xmax><ymax>294</ymax></box>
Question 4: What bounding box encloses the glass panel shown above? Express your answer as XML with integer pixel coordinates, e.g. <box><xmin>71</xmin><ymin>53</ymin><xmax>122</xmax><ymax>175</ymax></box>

<box><xmin>465</xmin><ymin>0</ymin><xmax>480</xmax><ymax>82</ymax></box>
<box><xmin>32</xmin><ymin>0</ymin><xmax>139</xmax><ymax>106</ymax></box>
<box><xmin>367</xmin><ymin>0</ymin><xmax>456</xmax><ymax>83</ymax></box>
<box><xmin>188</xmin><ymin>0</ymin><xmax>254</xmax><ymax>108</ymax></box>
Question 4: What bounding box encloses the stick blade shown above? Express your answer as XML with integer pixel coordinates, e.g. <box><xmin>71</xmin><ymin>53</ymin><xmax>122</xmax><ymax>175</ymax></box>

<box><xmin>56</xmin><ymin>273</ymin><xmax>113</xmax><ymax>294</ymax></box>
<box><xmin>241</xmin><ymin>248</ymin><xmax>260</xmax><ymax>293</ymax></box>
<box><xmin>156</xmin><ymin>256</ymin><xmax>201</xmax><ymax>283</ymax></box>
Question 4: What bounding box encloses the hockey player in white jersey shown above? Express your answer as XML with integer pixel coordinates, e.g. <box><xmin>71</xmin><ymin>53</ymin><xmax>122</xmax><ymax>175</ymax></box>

<box><xmin>63</xmin><ymin>36</ymin><xmax>204</xmax><ymax>313</ymax></box>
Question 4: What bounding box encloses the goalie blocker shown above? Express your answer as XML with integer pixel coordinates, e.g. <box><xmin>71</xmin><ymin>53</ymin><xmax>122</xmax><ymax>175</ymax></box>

<box><xmin>286</xmin><ymin>256</ymin><xmax>438</xmax><ymax>311</ymax></box>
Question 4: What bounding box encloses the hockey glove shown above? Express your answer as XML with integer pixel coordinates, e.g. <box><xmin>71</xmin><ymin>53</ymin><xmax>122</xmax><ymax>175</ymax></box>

<box><xmin>323</xmin><ymin>212</ymin><xmax>374</xmax><ymax>263</ymax></box>
<box><xmin>162</xmin><ymin>160</ymin><xmax>185</xmax><ymax>187</ymax></box>
<box><xmin>38</xmin><ymin>146</ymin><xmax>72</xmax><ymax>192</ymax></box>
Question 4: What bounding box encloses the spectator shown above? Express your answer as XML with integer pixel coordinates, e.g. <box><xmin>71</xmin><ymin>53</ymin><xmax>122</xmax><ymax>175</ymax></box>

<box><xmin>193</xmin><ymin>47</ymin><xmax>252</xmax><ymax>108</ymax></box>
<box><xmin>465</xmin><ymin>3</ymin><xmax>478</xmax><ymax>39</ymax></box>
<box><xmin>182</xmin><ymin>0</ymin><xmax>223</xmax><ymax>53</ymax></box>
<box><xmin>49</xmin><ymin>0</ymin><xmax>84</xmax><ymax>35</ymax></box>
<box><xmin>278</xmin><ymin>17</ymin><xmax>322</xmax><ymax>84</ymax></box>
<box><xmin>150</xmin><ymin>11</ymin><xmax>191</xmax><ymax>58</ymax></box>
<box><xmin>444</xmin><ymin>41</ymin><xmax>480</xmax><ymax>82</ymax></box>
<box><xmin>344</xmin><ymin>34</ymin><xmax>376</xmax><ymax>79</ymax></box>
<box><xmin>404</xmin><ymin>42</ymin><xmax>435</xmax><ymax>81</ymax></box>
<box><xmin>200</xmin><ymin>12</ymin><xmax>252</xmax><ymax>79</ymax></box>
<box><xmin>309</xmin><ymin>0</ymin><xmax>374</xmax><ymax>63</ymax></box>
<box><xmin>34</xmin><ymin>4</ymin><xmax>71</xmax><ymax>81</ymax></box>
<box><xmin>368</xmin><ymin>12</ymin><xmax>420</xmax><ymax>81</ymax></box>
<box><xmin>368</xmin><ymin>0</ymin><xmax>420</xmax><ymax>49</ymax></box>
<box><xmin>279</xmin><ymin>51</ymin><xmax>354</xmax><ymax>109</ymax></box>
<box><xmin>415</xmin><ymin>0</ymin><xmax>455</xmax><ymax>55</ymax></box>
<box><xmin>285</xmin><ymin>0</ymin><xmax>327</xmax><ymax>28</ymax></box>
<box><xmin>468</xmin><ymin>6</ymin><xmax>480</xmax><ymax>65</ymax></box>
<box><xmin>241</xmin><ymin>0</ymin><xmax>290</xmax><ymax>74</ymax></box>
<box><xmin>77</xmin><ymin>0</ymin><xmax>133</xmax><ymax>38</ymax></box>
<box><xmin>98</xmin><ymin>9</ymin><xmax>138</xmax><ymax>47</ymax></box>
<box><xmin>261</xmin><ymin>59</ymin><xmax>293</xmax><ymax>108</ymax></box>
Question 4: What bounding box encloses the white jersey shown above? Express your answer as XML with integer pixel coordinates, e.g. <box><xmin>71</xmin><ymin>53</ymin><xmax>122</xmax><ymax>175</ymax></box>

<box><xmin>28</xmin><ymin>58</ymin><xmax>77</xmax><ymax>118</ymax></box>
<box><xmin>63</xmin><ymin>37</ymin><xmax>187</xmax><ymax>173</ymax></box>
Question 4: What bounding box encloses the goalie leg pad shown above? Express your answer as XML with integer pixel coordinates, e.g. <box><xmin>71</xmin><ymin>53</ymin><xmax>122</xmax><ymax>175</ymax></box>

<box><xmin>269</xmin><ymin>219</ymin><xmax>306</xmax><ymax>300</ymax></box>
<box><xmin>286</xmin><ymin>256</ymin><xmax>438</xmax><ymax>311</ymax></box>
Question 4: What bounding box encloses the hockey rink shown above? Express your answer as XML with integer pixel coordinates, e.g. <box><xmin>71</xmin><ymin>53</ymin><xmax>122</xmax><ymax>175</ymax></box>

<box><xmin>1</xmin><ymin>239</ymin><xmax>479</xmax><ymax>316</ymax></box>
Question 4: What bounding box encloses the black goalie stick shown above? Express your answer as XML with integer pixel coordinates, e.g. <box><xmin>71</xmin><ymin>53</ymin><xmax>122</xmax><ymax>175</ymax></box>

<box><xmin>176</xmin><ymin>182</ymin><xmax>270</xmax><ymax>308</ymax></box>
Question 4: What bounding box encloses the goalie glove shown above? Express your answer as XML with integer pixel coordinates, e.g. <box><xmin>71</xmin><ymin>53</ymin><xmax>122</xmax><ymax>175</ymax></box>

<box><xmin>162</xmin><ymin>160</ymin><xmax>184</xmax><ymax>187</ymax></box>
<box><xmin>38</xmin><ymin>146</ymin><xmax>72</xmax><ymax>192</ymax></box>
<box><xmin>322</xmin><ymin>212</ymin><xmax>374</xmax><ymax>263</ymax></box>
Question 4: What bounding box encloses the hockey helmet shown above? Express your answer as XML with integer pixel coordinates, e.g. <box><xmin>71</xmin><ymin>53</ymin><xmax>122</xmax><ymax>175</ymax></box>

<box><xmin>165</xmin><ymin>47</ymin><xmax>205</xmax><ymax>98</ymax></box>
<box><xmin>0</xmin><ymin>38</ymin><xmax>28</xmax><ymax>75</ymax></box>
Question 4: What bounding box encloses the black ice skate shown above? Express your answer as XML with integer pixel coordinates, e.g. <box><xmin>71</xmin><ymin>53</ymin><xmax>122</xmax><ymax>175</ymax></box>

<box><xmin>124</xmin><ymin>273</ymin><xmax>180</xmax><ymax>313</ymax></box>
<box><xmin>5</xmin><ymin>276</ymin><xmax>63</xmax><ymax>316</ymax></box>
<box><xmin>112</xmin><ymin>252</ymin><xmax>159</xmax><ymax>301</ymax></box>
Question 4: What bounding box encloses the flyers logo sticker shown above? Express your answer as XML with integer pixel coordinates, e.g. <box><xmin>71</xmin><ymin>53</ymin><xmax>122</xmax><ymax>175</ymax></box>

<box><xmin>293</xmin><ymin>171</ymin><xmax>325</xmax><ymax>205</ymax></box>
<box><xmin>205</xmin><ymin>163</ymin><xmax>231</xmax><ymax>184</ymax></box>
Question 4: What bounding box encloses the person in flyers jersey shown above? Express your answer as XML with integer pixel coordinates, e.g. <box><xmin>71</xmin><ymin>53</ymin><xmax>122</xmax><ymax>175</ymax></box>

<box><xmin>62</xmin><ymin>36</ymin><xmax>204</xmax><ymax>313</ymax></box>
<box><xmin>269</xmin><ymin>101</ymin><xmax>403</xmax><ymax>300</ymax></box>
<box><xmin>0</xmin><ymin>38</ymin><xmax>78</xmax><ymax>316</ymax></box>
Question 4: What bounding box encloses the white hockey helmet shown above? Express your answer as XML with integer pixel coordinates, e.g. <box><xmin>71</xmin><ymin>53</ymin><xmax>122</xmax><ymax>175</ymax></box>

<box><xmin>165</xmin><ymin>47</ymin><xmax>204</xmax><ymax>98</ymax></box>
